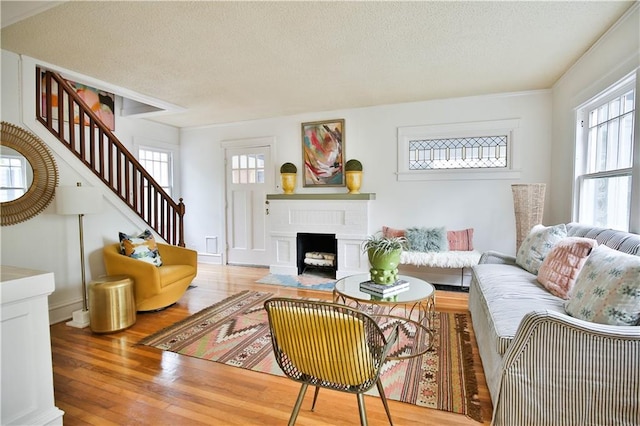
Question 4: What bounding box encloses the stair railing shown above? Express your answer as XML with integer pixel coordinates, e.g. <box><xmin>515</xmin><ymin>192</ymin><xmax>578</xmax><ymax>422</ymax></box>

<box><xmin>36</xmin><ymin>67</ymin><xmax>185</xmax><ymax>246</ymax></box>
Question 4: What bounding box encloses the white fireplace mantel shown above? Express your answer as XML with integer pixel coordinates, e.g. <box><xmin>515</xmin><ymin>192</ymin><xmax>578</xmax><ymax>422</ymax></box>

<box><xmin>267</xmin><ymin>194</ymin><xmax>375</xmax><ymax>278</ymax></box>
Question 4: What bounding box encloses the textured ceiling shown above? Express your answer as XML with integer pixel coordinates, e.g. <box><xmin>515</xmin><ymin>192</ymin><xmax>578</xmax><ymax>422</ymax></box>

<box><xmin>1</xmin><ymin>1</ymin><xmax>634</xmax><ymax>128</ymax></box>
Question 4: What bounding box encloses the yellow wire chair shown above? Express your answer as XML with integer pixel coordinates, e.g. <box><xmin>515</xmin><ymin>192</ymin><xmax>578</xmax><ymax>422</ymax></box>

<box><xmin>264</xmin><ymin>297</ymin><xmax>400</xmax><ymax>426</ymax></box>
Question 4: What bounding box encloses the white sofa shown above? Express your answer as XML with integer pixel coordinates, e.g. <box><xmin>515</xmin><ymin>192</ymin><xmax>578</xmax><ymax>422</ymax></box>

<box><xmin>469</xmin><ymin>223</ymin><xmax>640</xmax><ymax>426</ymax></box>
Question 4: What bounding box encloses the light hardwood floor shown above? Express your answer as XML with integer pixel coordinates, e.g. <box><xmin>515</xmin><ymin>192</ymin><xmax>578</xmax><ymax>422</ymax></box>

<box><xmin>50</xmin><ymin>264</ymin><xmax>493</xmax><ymax>425</ymax></box>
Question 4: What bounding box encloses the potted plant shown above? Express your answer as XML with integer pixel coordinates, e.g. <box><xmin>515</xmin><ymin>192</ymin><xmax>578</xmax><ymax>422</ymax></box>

<box><xmin>362</xmin><ymin>233</ymin><xmax>407</xmax><ymax>284</ymax></box>
<box><xmin>344</xmin><ymin>159</ymin><xmax>363</xmax><ymax>194</ymax></box>
<box><xmin>280</xmin><ymin>162</ymin><xmax>297</xmax><ymax>194</ymax></box>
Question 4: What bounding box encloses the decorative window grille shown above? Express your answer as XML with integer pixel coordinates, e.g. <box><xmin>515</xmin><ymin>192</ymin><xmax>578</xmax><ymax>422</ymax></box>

<box><xmin>231</xmin><ymin>153</ymin><xmax>265</xmax><ymax>184</ymax></box>
<box><xmin>397</xmin><ymin>119</ymin><xmax>520</xmax><ymax>181</ymax></box>
<box><xmin>408</xmin><ymin>135</ymin><xmax>508</xmax><ymax>170</ymax></box>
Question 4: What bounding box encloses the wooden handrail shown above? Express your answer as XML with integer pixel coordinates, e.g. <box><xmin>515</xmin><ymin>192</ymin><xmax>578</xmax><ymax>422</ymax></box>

<box><xmin>36</xmin><ymin>67</ymin><xmax>185</xmax><ymax>246</ymax></box>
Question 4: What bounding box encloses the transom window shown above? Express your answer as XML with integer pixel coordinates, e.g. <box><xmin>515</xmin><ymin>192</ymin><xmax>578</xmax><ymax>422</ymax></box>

<box><xmin>408</xmin><ymin>135</ymin><xmax>508</xmax><ymax>170</ymax></box>
<box><xmin>397</xmin><ymin>119</ymin><xmax>520</xmax><ymax>181</ymax></box>
<box><xmin>231</xmin><ymin>154</ymin><xmax>265</xmax><ymax>184</ymax></box>
<box><xmin>575</xmin><ymin>73</ymin><xmax>636</xmax><ymax>231</ymax></box>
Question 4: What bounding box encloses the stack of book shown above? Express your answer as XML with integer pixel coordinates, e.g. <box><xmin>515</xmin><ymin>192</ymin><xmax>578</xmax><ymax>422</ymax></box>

<box><xmin>359</xmin><ymin>279</ymin><xmax>410</xmax><ymax>297</ymax></box>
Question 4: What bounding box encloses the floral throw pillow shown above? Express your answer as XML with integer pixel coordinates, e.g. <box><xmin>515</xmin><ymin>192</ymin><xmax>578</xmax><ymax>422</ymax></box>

<box><xmin>537</xmin><ymin>237</ymin><xmax>597</xmax><ymax>299</ymax></box>
<box><xmin>119</xmin><ymin>229</ymin><xmax>163</xmax><ymax>267</ymax></box>
<box><xmin>516</xmin><ymin>224</ymin><xmax>567</xmax><ymax>275</ymax></box>
<box><xmin>564</xmin><ymin>245</ymin><xmax>640</xmax><ymax>326</ymax></box>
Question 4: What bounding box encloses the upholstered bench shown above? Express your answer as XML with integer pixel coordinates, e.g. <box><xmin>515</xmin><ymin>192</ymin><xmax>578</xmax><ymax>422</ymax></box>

<box><xmin>384</xmin><ymin>226</ymin><xmax>480</xmax><ymax>287</ymax></box>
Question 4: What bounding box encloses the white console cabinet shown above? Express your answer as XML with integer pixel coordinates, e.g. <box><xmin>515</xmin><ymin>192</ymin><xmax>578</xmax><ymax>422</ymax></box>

<box><xmin>1</xmin><ymin>266</ymin><xmax>64</xmax><ymax>425</ymax></box>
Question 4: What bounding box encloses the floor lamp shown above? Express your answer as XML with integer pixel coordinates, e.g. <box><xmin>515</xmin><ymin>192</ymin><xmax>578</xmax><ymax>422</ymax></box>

<box><xmin>57</xmin><ymin>182</ymin><xmax>103</xmax><ymax>328</ymax></box>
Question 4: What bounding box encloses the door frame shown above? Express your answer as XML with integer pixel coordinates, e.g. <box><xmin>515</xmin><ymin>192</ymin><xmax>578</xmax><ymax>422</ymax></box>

<box><xmin>221</xmin><ymin>136</ymin><xmax>276</xmax><ymax>266</ymax></box>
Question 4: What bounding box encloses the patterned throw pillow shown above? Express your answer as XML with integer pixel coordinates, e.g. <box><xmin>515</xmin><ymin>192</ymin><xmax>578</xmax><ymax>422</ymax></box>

<box><xmin>119</xmin><ymin>229</ymin><xmax>163</xmax><ymax>266</ymax></box>
<box><xmin>515</xmin><ymin>224</ymin><xmax>567</xmax><ymax>275</ymax></box>
<box><xmin>565</xmin><ymin>245</ymin><xmax>640</xmax><ymax>326</ymax></box>
<box><xmin>537</xmin><ymin>237</ymin><xmax>597</xmax><ymax>299</ymax></box>
<box><xmin>447</xmin><ymin>228</ymin><xmax>474</xmax><ymax>251</ymax></box>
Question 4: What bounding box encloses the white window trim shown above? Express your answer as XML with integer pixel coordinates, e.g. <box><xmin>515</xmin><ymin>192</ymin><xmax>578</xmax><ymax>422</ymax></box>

<box><xmin>133</xmin><ymin>137</ymin><xmax>178</xmax><ymax>196</ymax></box>
<box><xmin>397</xmin><ymin>119</ymin><xmax>521</xmax><ymax>181</ymax></box>
<box><xmin>633</xmin><ymin>73</ymin><xmax>640</xmax><ymax>233</ymax></box>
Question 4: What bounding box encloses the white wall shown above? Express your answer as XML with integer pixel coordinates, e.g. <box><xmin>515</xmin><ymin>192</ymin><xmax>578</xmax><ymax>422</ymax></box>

<box><xmin>1</xmin><ymin>4</ymin><xmax>636</xmax><ymax>323</ymax></box>
<box><xmin>0</xmin><ymin>51</ymin><xmax>181</xmax><ymax>324</ymax></box>
<box><xmin>181</xmin><ymin>90</ymin><xmax>553</xmax><ymax>259</ymax></box>
<box><xmin>549</xmin><ymin>5</ymin><xmax>639</xmax><ymax>226</ymax></box>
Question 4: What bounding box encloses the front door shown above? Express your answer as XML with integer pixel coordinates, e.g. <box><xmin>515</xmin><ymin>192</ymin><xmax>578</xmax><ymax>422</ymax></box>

<box><xmin>224</xmin><ymin>142</ymin><xmax>272</xmax><ymax>266</ymax></box>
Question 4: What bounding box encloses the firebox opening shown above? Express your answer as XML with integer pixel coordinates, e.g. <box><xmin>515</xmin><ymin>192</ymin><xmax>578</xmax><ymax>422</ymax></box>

<box><xmin>297</xmin><ymin>233</ymin><xmax>337</xmax><ymax>278</ymax></box>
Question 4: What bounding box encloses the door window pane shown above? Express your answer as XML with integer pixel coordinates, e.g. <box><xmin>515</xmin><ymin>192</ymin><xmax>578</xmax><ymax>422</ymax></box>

<box><xmin>230</xmin><ymin>153</ymin><xmax>265</xmax><ymax>184</ymax></box>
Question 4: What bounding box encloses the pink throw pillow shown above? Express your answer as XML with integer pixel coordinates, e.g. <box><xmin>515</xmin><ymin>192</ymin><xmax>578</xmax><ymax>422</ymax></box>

<box><xmin>537</xmin><ymin>237</ymin><xmax>597</xmax><ymax>299</ymax></box>
<box><xmin>382</xmin><ymin>226</ymin><xmax>406</xmax><ymax>238</ymax></box>
<box><xmin>447</xmin><ymin>228</ymin><xmax>474</xmax><ymax>251</ymax></box>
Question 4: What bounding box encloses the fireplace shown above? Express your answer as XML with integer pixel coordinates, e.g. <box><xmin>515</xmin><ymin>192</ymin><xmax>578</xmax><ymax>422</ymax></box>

<box><xmin>297</xmin><ymin>233</ymin><xmax>337</xmax><ymax>277</ymax></box>
<box><xmin>267</xmin><ymin>193</ymin><xmax>375</xmax><ymax>279</ymax></box>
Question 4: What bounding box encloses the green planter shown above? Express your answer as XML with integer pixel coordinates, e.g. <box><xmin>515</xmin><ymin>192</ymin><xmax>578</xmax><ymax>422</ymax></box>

<box><xmin>368</xmin><ymin>247</ymin><xmax>402</xmax><ymax>284</ymax></box>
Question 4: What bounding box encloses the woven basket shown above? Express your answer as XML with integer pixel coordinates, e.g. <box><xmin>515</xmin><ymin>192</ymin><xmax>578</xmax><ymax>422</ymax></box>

<box><xmin>512</xmin><ymin>184</ymin><xmax>546</xmax><ymax>251</ymax></box>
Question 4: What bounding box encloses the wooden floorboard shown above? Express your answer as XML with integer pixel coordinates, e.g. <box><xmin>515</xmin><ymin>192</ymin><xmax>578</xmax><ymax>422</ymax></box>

<box><xmin>50</xmin><ymin>264</ymin><xmax>493</xmax><ymax>425</ymax></box>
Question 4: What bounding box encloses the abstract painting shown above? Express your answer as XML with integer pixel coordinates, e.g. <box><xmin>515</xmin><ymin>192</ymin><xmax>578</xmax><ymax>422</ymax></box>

<box><xmin>301</xmin><ymin>119</ymin><xmax>345</xmax><ymax>187</ymax></box>
<box><xmin>40</xmin><ymin>70</ymin><xmax>116</xmax><ymax>131</ymax></box>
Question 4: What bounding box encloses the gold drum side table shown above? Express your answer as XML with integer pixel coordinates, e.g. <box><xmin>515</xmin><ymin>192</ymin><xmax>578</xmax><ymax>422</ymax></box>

<box><xmin>89</xmin><ymin>275</ymin><xmax>136</xmax><ymax>333</ymax></box>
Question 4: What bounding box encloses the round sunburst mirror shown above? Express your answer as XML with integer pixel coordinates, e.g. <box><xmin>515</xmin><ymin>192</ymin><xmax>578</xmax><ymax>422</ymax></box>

<box><xmin>1</xmin><ymin>121</ymin><xmax>59</xmax><ymax>226</ymax></box>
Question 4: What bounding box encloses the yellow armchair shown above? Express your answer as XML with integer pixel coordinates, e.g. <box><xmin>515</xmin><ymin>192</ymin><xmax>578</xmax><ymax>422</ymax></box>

<box><xmin>103</xmin><ymin>242</ymin><xmax>197</xmax><ymax>311</ymax></box>
<box><xmin>264</xmin><ymin>297</ymin><xmax>399</xmax><ymax>425</ymax></box>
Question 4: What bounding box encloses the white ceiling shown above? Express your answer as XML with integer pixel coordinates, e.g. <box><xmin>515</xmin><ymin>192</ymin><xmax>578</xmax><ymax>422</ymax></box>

<box><xmin>1</xmin><ymin>1</ymin><xmax>635</xmax><ymax>128</ymax></box>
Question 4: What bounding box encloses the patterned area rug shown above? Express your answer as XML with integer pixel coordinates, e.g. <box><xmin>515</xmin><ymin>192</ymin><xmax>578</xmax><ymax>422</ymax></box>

<box><xmin>139</xmin><ymin>290</ymin><xmax>482</xmax><ymax>422</ymax></box>
<box><xmin>256</xmin><ymin>273</ymin><xmax>336</xmax><ymax>291</ymax></box>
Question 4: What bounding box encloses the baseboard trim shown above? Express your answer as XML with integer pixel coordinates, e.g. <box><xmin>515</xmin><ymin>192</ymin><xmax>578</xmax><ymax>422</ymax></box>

<box><xmin>48</xmin><ymin>298</ymin><xmax>82</xmax><ymax>325</ymax></box>
<box><xmin>198</xmin><ymin>253</ymin><xmax>223</xmax><ymax>265</ymax></box>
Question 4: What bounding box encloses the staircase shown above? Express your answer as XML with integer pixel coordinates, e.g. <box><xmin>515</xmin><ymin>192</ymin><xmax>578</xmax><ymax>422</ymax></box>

<box><xmin>36</xmin><ymin>67</ymin><xmax>185</xmax><ymax>246</ymax></box>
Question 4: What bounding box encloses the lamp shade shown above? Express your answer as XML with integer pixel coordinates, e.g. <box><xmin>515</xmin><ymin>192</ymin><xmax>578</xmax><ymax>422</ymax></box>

<box><xmin>56</xmin><ymin>184</ymin><xmax>103</xmax><ymax>215</ymax></box>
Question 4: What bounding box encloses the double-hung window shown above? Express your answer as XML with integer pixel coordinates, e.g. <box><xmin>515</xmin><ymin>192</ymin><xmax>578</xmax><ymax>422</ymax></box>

<box><xmin>138</xmin><ymin>147</ymin><xmax>173</xmax><ymax>197</ymax></box>
<box><xmin>574</xmin><ymin>73</ymin><xmax>637</xmax><ymax>231</ymax></box>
